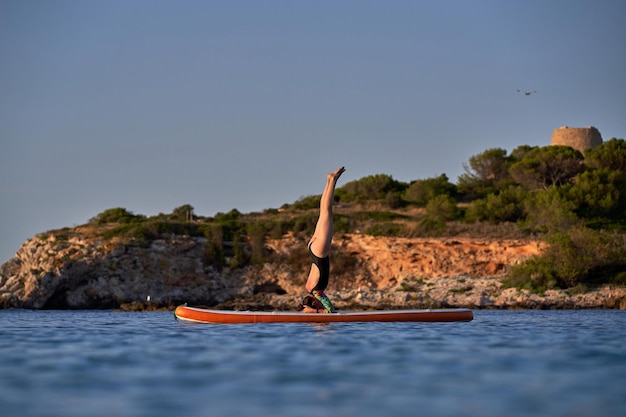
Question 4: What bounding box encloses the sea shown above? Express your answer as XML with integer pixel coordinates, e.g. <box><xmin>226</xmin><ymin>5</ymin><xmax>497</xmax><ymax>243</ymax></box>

<box><xmin>0</xmin><ymin>309</ymin><xmax>624</xmax><ymax>417</ymax></box>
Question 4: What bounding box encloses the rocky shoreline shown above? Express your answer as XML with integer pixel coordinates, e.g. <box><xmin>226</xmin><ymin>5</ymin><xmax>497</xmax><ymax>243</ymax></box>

<box><xmin>146</xmin><ymin>280</ymin><xmax>626</xmax><ymax>312</ymax></box>
<box><xmin>1</xmin><ymin>231</ymin><xmax>625</xmax><ymax>311</ymax></box>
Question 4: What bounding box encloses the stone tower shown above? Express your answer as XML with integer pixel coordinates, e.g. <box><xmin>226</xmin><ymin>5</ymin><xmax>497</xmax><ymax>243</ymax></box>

<box><xmin>551</xmin><ymin>126</ymin><xmax>603</xmax><ymax>154</ymax></box>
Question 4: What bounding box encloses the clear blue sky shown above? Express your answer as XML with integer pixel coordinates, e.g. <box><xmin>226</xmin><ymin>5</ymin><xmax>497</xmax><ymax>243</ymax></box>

<box><xmin>1</xmin><ymin>0</ymin><xmax>625</xmax><ymax>263</ymax></box>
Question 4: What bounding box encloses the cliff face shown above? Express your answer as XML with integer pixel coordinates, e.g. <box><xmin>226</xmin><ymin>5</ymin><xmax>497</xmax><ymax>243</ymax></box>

<box><xmin>1</xmin><ymin>231</ymin><xmax>625</xmax><ymax>310</ymax></box>
<box><xmin>0</xmin><ymin>233</ymin><xmax>240</xmax><ymax>309</ymax></box>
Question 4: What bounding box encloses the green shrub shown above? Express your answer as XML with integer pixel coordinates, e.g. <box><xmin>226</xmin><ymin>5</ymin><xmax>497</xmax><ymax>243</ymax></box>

<box><xmin>613</xmin><ymin>271</ymin><xmax>626</xmax><ymax>286</ymax></box>
<box><xmin>339</xmin><ymin>174</ymin><xmax>407</xmax><ymax>202</ymax></box>
<box><xmin>567</xmin><ymin>168</ymin><xmax>626</xmax><ymax>218</ymax></box>
<box><xmin>510</xmin><ymin>145</ymin><xmax>584</xmax><ymax>190</ymax></box>
<box><xmin>291</xmin><ymin>195</ymin><xmax>320</xmax><ymax>210</ymax></box>
<box><xmin>351</xmin><ymin>211</ymin><xmax>408</xmax><ymax>222</ymax></box>
<box><xmin>263</xmin><ymin>220</ymin><xmax>291</xmax><ymax>239</ymax></box>
<box><xmin>202</xmin><ymin>225</ymin><xmax>225</xmax><ymax>268</ymax></box>
<box><xmin>247</xmin><ymin>222</ymin><xmax>267</xmax><ymax>265</ymax></box>
<box><xmin>365</xmin><ymin>222</ymin><xmax>406</xmax><ymax>237</ymax></box>
<box><xmin>333</xmin><ymin>214</ymin><xmax>355</xmax><ymax>234</ymax></box>
<box><xmin>584</xmin><ymin>138</ymin><xmax>626</xmax><ymax>171</ymax></box>
<box><xmin>291</xmin><ymin>213</ymin><xmax>318</xmax><ymax>236</ymax></box>
<box><xmin>170</xmin><ymin>204</ymin><xmax>195</xmax><ymax>222</ymax></box>
<box><xmin>385</xmin><ymin>191</ymin><xmax>404</xmax><ymax>209</ymax></box>
<box><xmin>90</xmin><ymin>208</ymin><xmax>145</xmax><ymax>225</ymax></box>
<box><xmin>506</xmin><ymin>226</ymin><xmax>626</xmax><ymax>290</ymax></box>
<box><xmin>99</xmin><ymin>220</ymin><xmax>202</xmax><ymax>241</ymax></box>
<box><xmin>465</xmin><ymin>187</ymin><xmax>526</xmax><ymax>223</ymax></box>
<box><xmin>229</xmin><ymin>238</ymin><xmax>247</xmax><ymax>269</ymax></box>
<box><xmin>426</xmin><ymin>195</ymin><xmax>461</xmax><ymax>222</ymax></box>
<box><xmin>521</xmin><ymin>187</ymin><xmax>578</xmax><ymax>234</ymax></box>
<box><xmin>457</xmin><ymin>148</ymin><xmax>514</xmax><ymax>198</ymax></box>
<box><xmin>212</xmin><ymin>209</ymin><xmax>244</xmax><ymax>241</ymax></box>
<box><xmin>412</xmin><ymin>217</ymin><xmax>446</xmax><ymax>237</ymax></box>
<box><xmin>404</xmin><ymin>174</ymin><xmax>457</xmax><ymax>206</ymax></box>
<box><xmin>505</xmin><ymin>257</ymin><xmax>559</xmax><ymax>293</ymax></box>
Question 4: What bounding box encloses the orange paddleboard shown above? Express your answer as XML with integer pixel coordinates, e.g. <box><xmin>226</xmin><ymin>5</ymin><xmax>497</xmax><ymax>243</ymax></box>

<box><xmin>174</xmin><ymin>305</ymin><xmax>473</xmax><ymax>324</ymax></box>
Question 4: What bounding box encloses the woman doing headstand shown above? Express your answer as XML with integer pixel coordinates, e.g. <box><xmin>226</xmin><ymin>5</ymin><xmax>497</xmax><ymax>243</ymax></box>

<box><xmin>300</xmin><ymin>166</ymin><xmax>345</xmax><ymax>313</ymax></box>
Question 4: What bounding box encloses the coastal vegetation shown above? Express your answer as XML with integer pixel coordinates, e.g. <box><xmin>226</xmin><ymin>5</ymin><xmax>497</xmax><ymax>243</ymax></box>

<box><xmin>75</xmin><ymin>139</ymin><xmax>626</xmax><ymax>294</ymax></box>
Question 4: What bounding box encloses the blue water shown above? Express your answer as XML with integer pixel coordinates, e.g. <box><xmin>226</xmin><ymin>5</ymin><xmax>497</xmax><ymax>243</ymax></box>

<box><xmin>1</xmin><ymin>310</ymin><xmax>624</xmax><ymax>417</ymax></box>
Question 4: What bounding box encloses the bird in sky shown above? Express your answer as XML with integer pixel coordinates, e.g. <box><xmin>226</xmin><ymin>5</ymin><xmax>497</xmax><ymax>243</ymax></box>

<box><xmin>517</xmin><ymin>89</ymin><xmax>537</xmax><ymax>96</ymax></box>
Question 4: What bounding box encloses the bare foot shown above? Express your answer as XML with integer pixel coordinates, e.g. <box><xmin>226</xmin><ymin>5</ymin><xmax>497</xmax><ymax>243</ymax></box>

<box><xmin>328</xmin><ymin>166</ymin><xmax>346</xmax><ymax>183</ymax></box>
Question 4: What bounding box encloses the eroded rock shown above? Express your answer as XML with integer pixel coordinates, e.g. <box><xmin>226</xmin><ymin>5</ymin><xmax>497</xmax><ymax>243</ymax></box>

<box><xmin>1</xmin><ymin>232</ymin><xmax>624</xmax><ymax>310</ymax></box>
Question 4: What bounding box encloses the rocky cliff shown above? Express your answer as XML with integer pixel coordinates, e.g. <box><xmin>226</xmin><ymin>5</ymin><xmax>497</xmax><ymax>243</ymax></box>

<box><xmin>1</xmin><ymin>230</ymin><xmax>625</xmax><ymax>310</ymax></box>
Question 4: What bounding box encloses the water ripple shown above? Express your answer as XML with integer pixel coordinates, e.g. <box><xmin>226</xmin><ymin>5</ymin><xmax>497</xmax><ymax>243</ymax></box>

<box><xmin>0</xmin><ymin>310</ymin><xmax>624</xmax><ymax>417</ymax></box>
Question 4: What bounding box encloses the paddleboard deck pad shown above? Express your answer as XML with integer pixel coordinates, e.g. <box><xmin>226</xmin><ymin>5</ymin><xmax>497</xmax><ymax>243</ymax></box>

<box><xmin>174</xmin><ymin>305</ymin><xmax>473</xmax><ymax>324</ymax></box>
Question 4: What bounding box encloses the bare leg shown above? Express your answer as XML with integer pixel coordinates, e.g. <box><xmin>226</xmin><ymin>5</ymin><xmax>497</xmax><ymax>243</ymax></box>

<box><xmin>305</xmin><ymin>166</ymin><xmax>345</xmax><ymax>294</ymax></box>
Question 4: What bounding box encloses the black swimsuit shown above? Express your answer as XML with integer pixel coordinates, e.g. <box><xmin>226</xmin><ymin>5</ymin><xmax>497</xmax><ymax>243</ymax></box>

<box><xmin>308</xmin><ymin>243</ymin><xmax>330</xmax><ymax>292</ymax></box>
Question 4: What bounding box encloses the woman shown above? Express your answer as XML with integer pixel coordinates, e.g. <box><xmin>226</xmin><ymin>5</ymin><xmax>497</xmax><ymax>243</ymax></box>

<box><xmin>300</xmin><ymin>166</ymin><xmax>346</xmax><ymax>313</ymax></box>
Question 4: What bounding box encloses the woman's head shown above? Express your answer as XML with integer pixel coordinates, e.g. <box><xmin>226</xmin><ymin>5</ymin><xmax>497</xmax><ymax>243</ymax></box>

<box><xmin>299</xmin><ymin>295</ymin><xmax>324</xmax><ymax>311</ymax></box>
